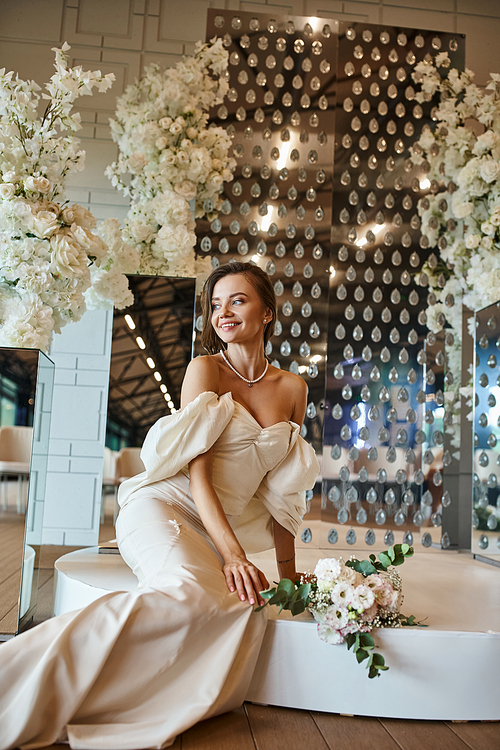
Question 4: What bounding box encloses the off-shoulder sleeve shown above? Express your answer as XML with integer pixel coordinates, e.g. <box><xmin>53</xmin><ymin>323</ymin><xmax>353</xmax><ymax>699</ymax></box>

<box><xmin>255</xmin><ymin>427</ymin><xmax>320</xmax><ymax>536</ymax></box>
<box><xmin>117</xmin><ymin>391</ymin><xmax>234</xmax><ymax>508</ymax></box>
<box><xmin>230</xmin><ymin>427</ymin><xmax>319</xmax><ymax>553</ymax></box>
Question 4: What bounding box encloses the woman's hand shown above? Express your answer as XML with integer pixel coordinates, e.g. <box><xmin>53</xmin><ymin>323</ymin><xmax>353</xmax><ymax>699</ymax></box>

<box><xmin>223</xmin><ymin>557</ymin><xmax>269</xmax><ymax>606</ymax></box>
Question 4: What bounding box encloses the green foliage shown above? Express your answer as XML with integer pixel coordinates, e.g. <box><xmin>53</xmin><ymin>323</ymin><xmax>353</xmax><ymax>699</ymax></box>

<box><xmin>346</xmin><ymin>632</ymin><xmax>388</xmax><ymax>678</ymax></box>
<box><xmin>255</xmin><ymin>579</ymin><xmax>311</xmax><ymax>615</ymax></box>
<box><xmin>346</xmin><ymin>544</ymin><xmax>414</xmax><ymax>574</ymax></box>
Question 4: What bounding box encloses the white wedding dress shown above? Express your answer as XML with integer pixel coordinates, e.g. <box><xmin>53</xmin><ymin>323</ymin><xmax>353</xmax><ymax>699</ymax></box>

<box><xmin>0</xmin><ymin>392</ymin><xmax>318</xmax><ymax>750</ymax></box>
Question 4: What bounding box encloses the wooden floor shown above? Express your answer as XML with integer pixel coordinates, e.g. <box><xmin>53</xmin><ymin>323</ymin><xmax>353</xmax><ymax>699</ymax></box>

<box><xmin>1</xmin><ymin>496</ymin><xmax>499</xmax><ymax>750</ymax></box>
<box><xmin>37</xmin><ymin>706</ymin><xmax>500</xmax><ymax>750</ymax></box>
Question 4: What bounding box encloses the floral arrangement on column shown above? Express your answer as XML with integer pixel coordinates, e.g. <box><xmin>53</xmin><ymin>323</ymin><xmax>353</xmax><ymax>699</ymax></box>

<box><xmin>411</xmin><ymin>53</ymin><xmax>500</xmax><ymax>422</ymax></box>
<box><xmin>0</xmin><ymin>43</ymin><xmax>138</xmax><ymax>352</ymax></box>
<box><xmin>106</xmin><ymin>38</ymin><xmax>235</xmax><ymax>278</ymax></box>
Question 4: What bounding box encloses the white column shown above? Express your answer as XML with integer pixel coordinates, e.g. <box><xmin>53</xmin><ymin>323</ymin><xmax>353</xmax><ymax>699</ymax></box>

<box><xmin>42</xmin><ymin>309</ymin><xmax>113</xmax><ymax>546</ymax></box>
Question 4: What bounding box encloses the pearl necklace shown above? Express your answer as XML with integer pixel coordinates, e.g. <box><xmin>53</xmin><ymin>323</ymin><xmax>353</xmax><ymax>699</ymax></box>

<box><xmin>221</xmin><ymin>350</ymin><xmax>269</xmax><ymax>388</ymax></box>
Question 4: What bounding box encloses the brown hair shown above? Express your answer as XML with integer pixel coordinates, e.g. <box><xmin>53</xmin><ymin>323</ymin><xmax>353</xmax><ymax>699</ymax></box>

<box><xmin>200</xmin><ymin>261</ymin><xmax>277</xmax><ymax>355</ymax></box>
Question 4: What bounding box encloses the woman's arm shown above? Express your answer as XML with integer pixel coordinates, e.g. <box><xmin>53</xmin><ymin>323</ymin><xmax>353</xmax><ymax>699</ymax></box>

<box><xmin>181</xmin><ymin>357</ymin><xmax>269</xmax><ymax>605</ymax></box>
<box><xmin>272</xmin><ymin>374</ymin><xmax>308</xmax><ymax>582</ymax></box>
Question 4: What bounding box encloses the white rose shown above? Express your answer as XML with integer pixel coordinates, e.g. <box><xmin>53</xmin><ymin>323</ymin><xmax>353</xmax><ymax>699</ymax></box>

<box><xmin>481</xmin><ymin>221</ymin><xmax>495</xmax><ymax>236</ymax></box>
<box><xmin>156</xmin><ymin>136</ymin><xmax>168</xmax><ymax>150</ymax></box>
<box><xmin>25</xmin><ymin>176</ymin><xmax>51</xmax><ymax>193</ymax></box>
<box><xmin>174</xmin><ymin>116</ymin><xmax>186</xmax><ymax>127</ymax></box>
<box><xmin>30</xmin><ymin>210</ymin><xmax>60</xmax><ymax>238</ymax></box>
<box><xmin>186</xmin><ymin>127</ymin><xmax>198</xmax><ymax>139</ymax></box>
<box><xmin>452</xmin><ymin>197</ymin><xmax>474</xmax><ymax>218</ymax></box>
<box><xmin>207</xmin><ymin>172</ymin><xmax>223</xmax><ymax>191</ymax></box>
<box><xmin>174</xmin><ymin>180</ymin><xmax>197</xmax><ymax>200</ymax></box>
<box><xmin>481</xmin><ymin>236</ymin><xmax>494</xmax><ymax>250</ymax></box>
<box><xmin>50</xmin><ymin>234</ymin><xmax>89</xmax><ymax>279</ymax></box>
<box><xmin>127</xmin><ymin>152</ymin><xmax>147</xmax><ymax>173</ymax></box>
<box><xmin>465</xmin><ymin>233</ymin><xmax>480</xmax><ymax>249</ymax></box>
<box><xmin>169</xmin><ymin>123</ymin><xmax>183</xmax><ymax>136</ymax></box>
<box><xmin>3</xmin><ymin>171</ymin><xmax>17</xmax><ymax>183</ymax></box>
<box><xmin>480</xmin><ymin>157</ymin><xmax>500</xmax><ymax>184</ymax></box>
<box><xmin>61</xmin><ymin>204</ymin><xmax>96</xmax><ymax>229</ymax></box>
<box><xmin>176</xmin><ymin>150</ymin><xmax>189</xmax><ymax>165</ymax></box>
<box><xmin>477</xmin><ymin>130</ymin><xmax>499</xmax><ymax>151</ymax></box>
<box><xmin>0</xmin><ymin>183</ymin><xmax>15</xmax><ymax>200</ymax></box>
<box><xmin>160</xmin><ymin>149</ymin><xmax>176</xmax><ymax>166</ymax></box>
<box><xmin>129</xmin><ymin>221</ymin><xmax>155</xmax><ymax>243</ymax></box>
<box><xmin>159</xmin><ymin>116</ymin><xmax>172</xmax><ymax>129</ymax></box>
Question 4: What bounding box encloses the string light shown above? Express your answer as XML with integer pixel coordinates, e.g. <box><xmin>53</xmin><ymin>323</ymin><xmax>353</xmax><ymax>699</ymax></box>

<box><xmin>154</xmin><ymin>372</ymin><xmax>162</xmax><ymax>382</ymax></box>
<box><xmin>146</xmin><ymin>357</ymin><xmax>155</xmax><ymax>369</ymax></box>
<box><xmin>136</xmin><ymin>336</ymin><xmax>146</xmax><ymax>349</ymax></box>
<box><xmin>124</xmin><ymin>314</ymin><xmax>136</xmax><ymax>330</ymax></box>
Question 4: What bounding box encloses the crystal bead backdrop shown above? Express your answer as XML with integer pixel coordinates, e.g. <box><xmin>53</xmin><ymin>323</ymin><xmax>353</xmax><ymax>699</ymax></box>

<box><xmin>324</xmin><ymin>23</ymin><xmax>464</xmax><ymax>550</ymax></box>
<box><xmin>197</xmin><ymin>9</ymin><xmax>335</xmax><ymax>531</ymax></box>
<box><xmin>198</xmin><ymin>10</ymin><xmax>465</xmax><ymax>548</ymax></box>
<box><xmin>472</xmin><ymin>302</ymin><xmax>500</xmax><ymax>556</ymax></box>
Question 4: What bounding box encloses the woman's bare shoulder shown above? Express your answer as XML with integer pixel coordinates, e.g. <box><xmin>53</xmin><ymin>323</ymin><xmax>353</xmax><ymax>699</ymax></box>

<box><xmin>271</xmin><ymin>366</ymin><xmax>307</xmax><ymax>395</ymax></box>
<box><xmin>181</xmin><ymin>355</ymin><xmax>222</xmax><ymax>407</ymax></box>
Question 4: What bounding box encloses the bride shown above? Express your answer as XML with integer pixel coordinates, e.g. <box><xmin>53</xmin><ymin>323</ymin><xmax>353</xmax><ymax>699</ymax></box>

<box><xmin>0</xmin><ymin>261</ymin><xmax>319</xmax><ymax>750</ymax></box>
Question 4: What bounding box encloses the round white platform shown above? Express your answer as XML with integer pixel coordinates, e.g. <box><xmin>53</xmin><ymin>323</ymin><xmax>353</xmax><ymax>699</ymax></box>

<box><xmin>54</xmin><ymin>547</ymin><xmax>500</xmax><ymax>721</ymax></box>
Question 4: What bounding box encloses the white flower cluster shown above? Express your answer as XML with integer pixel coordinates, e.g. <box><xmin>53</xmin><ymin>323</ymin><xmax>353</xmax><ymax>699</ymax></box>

<box><xmin>310</xmin><ymin>558</ymin><xmax>403</xmax><ymax>646</ymax></box>
<box><xmin>412</xmin><ymin>55</ymin><xmax>500</xmax><ymax>430</ymax></box>
<box><xmin>106</xmin><ymin>38</ymin><xmax>234</xmax><ymax>277</ymax></box>
<box><xmin>0</xmin><ymin>43</ymin><xmax>135</xmax><ymax>351</ymax></box>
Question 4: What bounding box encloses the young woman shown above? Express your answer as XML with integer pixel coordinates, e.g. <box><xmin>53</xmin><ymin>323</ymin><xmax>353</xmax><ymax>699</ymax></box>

<box><xmin>0</xmin><ymin>261</ymin><xmax>319</xmax><ymax>750</ymax></box>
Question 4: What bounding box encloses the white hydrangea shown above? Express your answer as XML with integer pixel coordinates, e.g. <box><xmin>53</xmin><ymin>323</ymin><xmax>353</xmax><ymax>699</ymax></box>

<box><xmin>106</xmin><ymin>38</ymin><xmax>234</xmax><ymax>278</ymax></box>
<box><xmin>0</xmin><ymin>44</ymin><xmax>134</xmax><ymax>352</ymax></box>
<box><xmin>412</xmin><ymin>55</ymin><xmax>500</xmax><ymax>428</ymax></box>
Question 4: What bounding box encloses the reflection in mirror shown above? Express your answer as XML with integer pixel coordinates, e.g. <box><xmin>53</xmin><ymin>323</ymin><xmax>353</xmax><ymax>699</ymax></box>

<box><xmin>472</xmin><ymin>302</ymin><xmax>500</xmax><ymax>562</ymax></box>
<box><xmin>99</xmin><ymin>276</ymin><xmax>196</xmax><ymax>543</ymax></box>
<box><xmin>0</xmin><ymin>349</ymin><xmax>54</xmax><ymax>638</ymax></box>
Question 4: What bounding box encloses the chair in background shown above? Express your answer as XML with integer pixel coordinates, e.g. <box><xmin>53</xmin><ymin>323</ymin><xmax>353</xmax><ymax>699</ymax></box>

<box><xmin>0</xmin><ymin>426</ymin><xmax>33</xmax><ymax>513</ymax></box>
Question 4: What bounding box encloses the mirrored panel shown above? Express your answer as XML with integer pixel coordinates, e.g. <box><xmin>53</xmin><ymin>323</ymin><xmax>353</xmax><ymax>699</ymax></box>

<box><xmin>99</xmin><ymin>276</ymin><xmax>196</xmax><ymax>540</ymax></box>
<box><xmin>0</xmin><ymin>348</ymin><xmax>54</xmax><ymax>638</ymax></box>
<box><xmin>472</xmin><ymin>302</ymin><xmax>500</xmax><ymax>562</ymax></box>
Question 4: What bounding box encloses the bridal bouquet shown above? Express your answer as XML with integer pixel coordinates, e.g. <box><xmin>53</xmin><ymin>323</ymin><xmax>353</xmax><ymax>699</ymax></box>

<box><xmin>0</xmin><ymin>43</ymin><xmax>136</xmax><ymax>351</ymax></box>
<box><xmin>258</xmin><ymin>544</ymin><xmax>423</xmax><ymax>678</ymax></box>
<box><xmin>411</xmin><ymin>52</ymin><xmax>500</xmax><ymax>423</ymax></box>
<box><xmin>106</xmin><ymin>38</ymin><xmax>235</xmax><ymax>278</ymax></box>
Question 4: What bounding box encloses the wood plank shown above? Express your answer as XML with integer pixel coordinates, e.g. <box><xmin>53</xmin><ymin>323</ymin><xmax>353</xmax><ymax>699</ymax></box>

<box><xmin>446</xmin><ymin>721</ymin><xmax>500</xmax><ymax>750</ymax></box>
<box><xmin>245</xmin><ymin>704</ymin><xmax>329</xmax><ymax>750</ymax></box>
<box><xmin>312</xmin><ymin>712</ymin><xmax>401</xmax><ymax>750</ymax></box>
<box><xmin>182</xmin><ymin>707</ymin><xmax>254</xmax><ymax>750</ymax></box>
<box><xmin>380</xmin><ymin>719</ymin><xmax>471</xmax><ymax>750</ymax></box>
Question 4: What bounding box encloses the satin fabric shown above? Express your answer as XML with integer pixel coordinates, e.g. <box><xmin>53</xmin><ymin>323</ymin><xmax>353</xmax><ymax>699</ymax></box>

<box><xmin>0</xmin><ymin>392</ymin><xmax>319</xmax><ymax>750</ymax></box>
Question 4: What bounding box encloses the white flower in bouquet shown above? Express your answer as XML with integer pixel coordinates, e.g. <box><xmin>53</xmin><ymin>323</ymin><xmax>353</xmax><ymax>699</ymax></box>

<box><xmin>106</xmin><ymin>38</ymin><xmax>235</xmax><ymax>278</ymax></box>
<box><xmin>0</xmin><ymin>44</ymin><xmax>135</xmax><ymax>351</ymax></box>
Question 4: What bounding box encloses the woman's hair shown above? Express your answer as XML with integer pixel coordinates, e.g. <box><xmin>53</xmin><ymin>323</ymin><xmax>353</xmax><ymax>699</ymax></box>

<box><xmin>200</xmin><ymin>261</ymin><xmax>277</xmax><ymax>355</ymax></box>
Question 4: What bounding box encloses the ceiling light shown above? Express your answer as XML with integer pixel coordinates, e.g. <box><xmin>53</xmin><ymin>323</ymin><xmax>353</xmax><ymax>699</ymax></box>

<box><xmin>311</xmin><ymin>354</ymin><xmax>322</xmax><ymax>363</ymax></box>
<box><xmin>136</xmin><ymin>336</ymin><xmax>146</xmax><ymax>349</ymax></box>
<box><xmin>154</xmin><ymin>371</ymin><xmax>162</xmax><ymax>382</ymax></box>
<box><xmin>124</xmin><ymin>314</ymin><xmax>136</xmax><ymax>330</ymax></box>
<box><xmin>160</xmin><ymin>384</ymin><xmax>167</xmax><ymax>393</ymax></box>
<box><xmin>420</xmin><ymin>178</ymin><xmax>431</xmax><ymax>190</ymax></box>
<box><xmin>146</xmin><ymin>357</ymin><xmax>155</xmax><ymax>369</ymax></box>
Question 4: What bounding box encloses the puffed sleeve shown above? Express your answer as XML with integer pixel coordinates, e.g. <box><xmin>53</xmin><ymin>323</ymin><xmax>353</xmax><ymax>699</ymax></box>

<box><xmin>229</xmin><ymin>426</ymin><xmax>320</xmax><ymax>553</ymax></box>
<box><xmin>117</xmin><ymin>391</ymin><xmax>235</xmax><ymax>508</ymax></box>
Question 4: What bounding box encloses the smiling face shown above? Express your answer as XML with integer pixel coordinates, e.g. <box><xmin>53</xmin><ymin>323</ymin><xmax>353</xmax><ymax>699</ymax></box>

<box><xmin>211</xmin><ymin>273</ymin><xmax>270</xmax><ymax>346</ymax></box>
